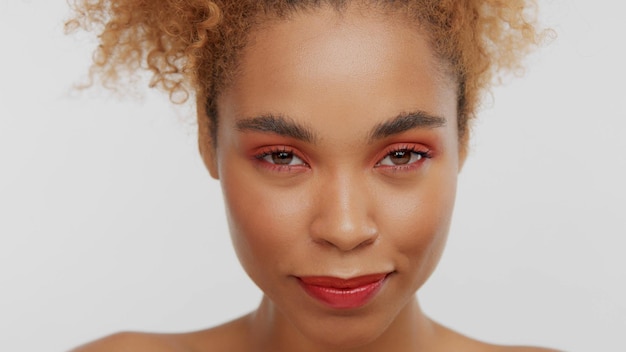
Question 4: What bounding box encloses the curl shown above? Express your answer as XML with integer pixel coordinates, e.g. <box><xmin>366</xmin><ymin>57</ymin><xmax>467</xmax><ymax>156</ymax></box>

<box><xmin>65</xmin><ymin>0</ymin><xmax>549</xmax><ymax>146</ymax></box>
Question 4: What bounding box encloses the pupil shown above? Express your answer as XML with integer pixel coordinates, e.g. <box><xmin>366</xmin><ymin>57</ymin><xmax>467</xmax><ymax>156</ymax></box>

<box><xmin>391</xmin><ymin>151</ymin><xmax>411</xmax><ymax>165</ymax></box>
<box><xmin>272</xmin><ymin>152</ymin><xmax>293</xmax><ymax>165</ymax></box>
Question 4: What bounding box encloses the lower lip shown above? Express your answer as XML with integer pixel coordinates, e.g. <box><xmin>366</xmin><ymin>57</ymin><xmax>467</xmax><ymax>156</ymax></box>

<box><xmin>298</xmin><ymin>274</ymin><xmax>388</xmax><ymax>309</ymax></box>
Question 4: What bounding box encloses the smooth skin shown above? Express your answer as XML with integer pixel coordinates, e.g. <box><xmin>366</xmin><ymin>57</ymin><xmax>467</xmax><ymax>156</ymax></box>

<box><xmin>72</xmin><ymin>4</ymin><xmax>558</xmax><ymax>352</ymax></box>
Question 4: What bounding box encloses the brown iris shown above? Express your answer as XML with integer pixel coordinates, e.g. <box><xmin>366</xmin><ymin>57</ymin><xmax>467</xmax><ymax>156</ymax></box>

<box><xmin>389</xmin><ymin>150</ymin><xmax>412</xmax><ymax>165</ymax></box>
<box><xmin>272</xmin><ymin>151</ymin><xmax>294</xmax><ymax>165</ymax></box>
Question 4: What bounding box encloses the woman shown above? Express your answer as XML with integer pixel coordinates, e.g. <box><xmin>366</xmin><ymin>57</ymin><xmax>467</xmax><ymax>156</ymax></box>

<box><xmin>67</xmin><ymin>0</ymin><xmax>555</xmax><ymax>351</ymax></box>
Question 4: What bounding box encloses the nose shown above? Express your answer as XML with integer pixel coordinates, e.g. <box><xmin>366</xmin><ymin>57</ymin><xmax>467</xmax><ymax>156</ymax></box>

<box><xmin>309</xmin><ymin>173</ymin><xmax>378</xmax><ymax>251</ymax></box>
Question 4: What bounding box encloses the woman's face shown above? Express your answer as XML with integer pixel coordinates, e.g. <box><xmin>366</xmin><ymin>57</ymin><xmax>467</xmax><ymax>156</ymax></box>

<box><xmin>201</xmin><ymin>4</ymin><xmax>461</xmax><ymax>348</ymax></box>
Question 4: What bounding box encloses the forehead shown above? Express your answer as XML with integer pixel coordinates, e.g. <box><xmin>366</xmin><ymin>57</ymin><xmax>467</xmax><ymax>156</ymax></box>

<box><xmin>218</xmin><ymin>4</ymin><xmax>457</xmax><ymax>141</ymax></box>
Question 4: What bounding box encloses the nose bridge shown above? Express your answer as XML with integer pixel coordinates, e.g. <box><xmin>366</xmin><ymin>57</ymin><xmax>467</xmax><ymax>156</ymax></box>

<box><xmin>310</xmin><ymin>168</ymin><xmax>378</xmax><ymax>251</ymax></box>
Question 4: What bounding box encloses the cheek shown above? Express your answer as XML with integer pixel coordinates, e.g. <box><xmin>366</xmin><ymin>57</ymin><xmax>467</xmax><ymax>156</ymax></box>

<box><xmin>218</xmin><ymin>160</ymin><xmax>312</xmax><ymax>284</ymax></box>
<box><xmin>377</xmin><ymin>166</ymin><xmax>457</xmax><ymax>279</ymax></box>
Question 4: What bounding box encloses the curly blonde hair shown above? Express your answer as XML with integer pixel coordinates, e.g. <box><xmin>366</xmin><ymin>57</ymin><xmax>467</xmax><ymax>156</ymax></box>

<box><xmin>66</xmin><ymin>0</ymin><xmax>545</xmax><ymax>148</ymax></box>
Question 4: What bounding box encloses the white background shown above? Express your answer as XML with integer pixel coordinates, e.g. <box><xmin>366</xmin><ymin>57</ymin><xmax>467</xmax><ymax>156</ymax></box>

<box><xmin>1</xmin><ymin>1</ymin><xmax>624</xmax><ymax>351</ymax></box>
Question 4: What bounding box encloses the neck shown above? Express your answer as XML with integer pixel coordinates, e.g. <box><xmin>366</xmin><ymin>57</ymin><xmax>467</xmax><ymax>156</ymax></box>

<box><xmin>247</xmin><ymin>294</ymin><xmax>438</xmax><ymax>352</ymax></box>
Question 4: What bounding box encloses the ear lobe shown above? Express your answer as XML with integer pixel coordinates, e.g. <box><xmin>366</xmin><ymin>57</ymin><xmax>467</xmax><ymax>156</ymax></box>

<box><xmin>196</xmin><ymin>94</ymin><xmax>220</xmax><ymax>179</ymax></box>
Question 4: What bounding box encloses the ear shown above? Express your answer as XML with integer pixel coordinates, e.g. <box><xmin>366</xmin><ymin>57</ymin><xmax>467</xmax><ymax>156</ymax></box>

<box><xmin>196</xmin><ymin>93</ymin><xmax>220</xmax><ymax>179</ymax></box>
<box><xmin>457</xmin><ymin>127</ymin><xmax>470</xmax><ymax>173</ymax></box>
<box><xmin>458</xmin><ymin>147</ymin><xmax>468</xmax><ymax>172</ymax></box>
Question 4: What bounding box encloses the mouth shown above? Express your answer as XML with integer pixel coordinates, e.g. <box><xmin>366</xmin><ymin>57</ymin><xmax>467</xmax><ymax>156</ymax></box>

<box><xmin>297</xmin><ymin>273</ymin><xmax>390</xmax><ymax>309</ymax></box>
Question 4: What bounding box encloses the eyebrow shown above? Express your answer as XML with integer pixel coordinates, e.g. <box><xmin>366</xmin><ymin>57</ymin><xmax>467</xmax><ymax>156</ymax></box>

<box><xmin>369</xmin><ymin>111</ymin><xmax>446</xmax><ymax>141</ymax></box>
<box><xmin>235</xmin><ymin>110</ymin><xmax>446</xmax><ymax>143</ymax></box>
<box><xmin>236</xmin><ymin>114</ymin><xmax>317</xmax><ymax>143</ymax></box>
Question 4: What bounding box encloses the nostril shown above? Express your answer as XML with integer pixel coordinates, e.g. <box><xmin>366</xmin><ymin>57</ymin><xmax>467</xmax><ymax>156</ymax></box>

<box><xmin>354</xmin><ymin>236</ymin><xmax>377</xmax><ymax>250</ymax></box>
<box><xmin>312</xmin><ymin>225</ymin><xmax>379</xmax><ymax>252</ymax></box>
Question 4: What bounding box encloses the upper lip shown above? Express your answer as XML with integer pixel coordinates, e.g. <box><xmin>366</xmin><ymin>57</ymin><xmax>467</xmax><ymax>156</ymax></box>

<box><xmin>298</xmin><ymin>273</ymin><xmax>390</xmax><ymax>289</ymax></box>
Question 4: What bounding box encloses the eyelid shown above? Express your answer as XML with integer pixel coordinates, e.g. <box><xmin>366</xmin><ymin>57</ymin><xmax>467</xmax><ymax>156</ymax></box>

<box><xmin>374</xmin><ymin>143</ymin><xmax>432</xmax><ymax>170</ymax></box>
<box><xmin>252</xmin><ymin>146</ymin><xmax>310</xmax><ymax>170</ymax></box>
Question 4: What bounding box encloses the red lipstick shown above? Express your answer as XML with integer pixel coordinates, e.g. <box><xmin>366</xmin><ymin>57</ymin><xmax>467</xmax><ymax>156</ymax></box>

<box><xmin>298</xmin><ymin>273</ymin><xmax>388</xmax><ymax>309</ymax></box>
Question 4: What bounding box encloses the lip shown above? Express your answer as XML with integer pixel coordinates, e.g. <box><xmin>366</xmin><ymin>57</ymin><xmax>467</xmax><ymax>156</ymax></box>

<box><xmin>298</xmin><ymin>273</ymin><xmax>390</xmax><ymax>309</ymax></box>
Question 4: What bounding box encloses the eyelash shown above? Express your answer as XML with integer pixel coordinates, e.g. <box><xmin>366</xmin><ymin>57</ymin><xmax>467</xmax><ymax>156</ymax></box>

<box><xmin>375</xmin><ymin>145</ymin><xmax>433</xmax><ymax>171</ymax></box>
<box><xmin>253</xmin><ymin>144</ymin><xmax>432</xmax><ymax>172</ymax></box>
<box><xmin>253</xmin><ymin>147</ymin><xmax>309</xmax><ymax>171</ymax></box>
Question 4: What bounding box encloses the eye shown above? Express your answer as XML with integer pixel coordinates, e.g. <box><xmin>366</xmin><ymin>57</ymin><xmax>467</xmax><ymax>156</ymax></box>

<box><xmin>257</xmin><ymin>148</ymin><xmax>306</xmax><ymax>166</ymax></box>
<box><xmin>376</xmin><ymin>146</ymin><xmax>431</xmax><ymax>168</ymax></box>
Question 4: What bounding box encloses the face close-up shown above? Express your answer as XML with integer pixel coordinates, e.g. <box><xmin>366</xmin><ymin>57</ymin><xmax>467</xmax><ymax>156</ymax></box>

<box><xmin>200</xmin><ymin>4</ymin><xmax>461</xmax><ymax>349</ymax></box>
<box><xmin>6</xmin><ymin>0</ymin><xmax>626</xmax><ymax>351</ymax></box>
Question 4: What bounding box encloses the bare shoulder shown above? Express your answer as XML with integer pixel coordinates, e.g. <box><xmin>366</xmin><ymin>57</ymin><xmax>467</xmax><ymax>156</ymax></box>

<box><xmin>70</xmin><ymin>315</ymin><xmax>253</xmax><ymax>352</ymax></box>
<box><xmin>181</xmin><ymin>314</ymin><xmax>253</xmax><ymax>352</ymax></box>
<box><xmin>70</xmin><ymin>331</ymin><xmax>183</xmax><ymax>352</ymax></box>
<box><xmin>432</xmin><ymin>320</ymin><xmax>560</xmax><ymax>352</ymax></box>
<box><xmin>492</xmin><ymin>347</ymin><xmax>561</xmax><ymax>352</ymax></box>
<box><xmin>463</xmin><ymin>337</ymin><xmax>560</xmax><ymax>352</ymax></box>
<box><xmin>459</xmin><ymin>336</ymin><xmax>561</xmax><ymax>352</ymax></box>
